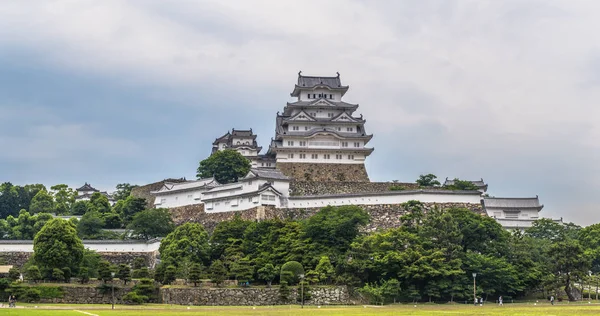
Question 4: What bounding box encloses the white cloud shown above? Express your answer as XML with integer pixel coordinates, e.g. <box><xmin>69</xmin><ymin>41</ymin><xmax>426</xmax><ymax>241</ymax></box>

<box><xmin>1</xmin><ymin>0</ymin><xmax>599</xmax><ymax>223</ymax></box>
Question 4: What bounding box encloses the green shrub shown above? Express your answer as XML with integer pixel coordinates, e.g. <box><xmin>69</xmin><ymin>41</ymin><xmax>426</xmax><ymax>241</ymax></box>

<box><xmin>279</xmin><ymin>281</ymin><xmax>290</xmax><ymax>301</ymax></box>
<box><xmin>6</xmin><ymin>284</ymin><xmax>41</xmax><ymax>302</ymax></box>
<box><xmin>122</xmin><ymin>291</ymin><xmax>147</xmax><ymax>305</ymax></box>
<box><xmin>280</xmin><ymin>261</ymin><xmax>304</xmax><ymax>285</ymax></box>
<box><xmin>389</xmin><ymin>185</ymin><xmax>406</xmax><ymax>191</ymax></box>
<box><xmin>37</xmin><ymin>286</ymin><xmax>64</xmax><ymax>299</ymax></box>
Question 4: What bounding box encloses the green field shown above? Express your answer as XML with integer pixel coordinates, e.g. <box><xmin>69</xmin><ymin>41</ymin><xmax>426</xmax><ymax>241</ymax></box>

<box><xmin>2</xmin><ymin>303</ymin><xmax>600</xmax><ymax>315</ymax></box>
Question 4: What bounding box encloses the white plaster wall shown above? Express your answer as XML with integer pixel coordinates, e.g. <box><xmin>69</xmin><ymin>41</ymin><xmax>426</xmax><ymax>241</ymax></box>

<box><xmin>287</xmin><ymin>191</ymin><xmax>482</xmax><ymax>208</ymax></box>
<box><xmin>485</xmin><ymin>208</ymin><xmax>540</xmax><ymax>219</ymax></box>
<box><xmin>277</xmin><ymin>152</ymin><xmax>365</xmax><ymax>164</ymax></box>
<box><xmin>154</xmin><ymin>190</ymin><xmax>203</xmax><ymax>208</ymax></box>
<box><xmin>298</xmin><ymin>90</ymin><xmax>341</xmax><ymax>102</ymax></box>
<box><xmin>0</xmin><ymin>240</ymin><xmax>161</xmax><ymax>253</ymax></box>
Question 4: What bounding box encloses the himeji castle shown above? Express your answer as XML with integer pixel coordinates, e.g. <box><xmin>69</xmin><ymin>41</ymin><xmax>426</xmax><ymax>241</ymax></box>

<box><xmin>266</xmin><ymin>72</ymin><xmax>374</xmax><ymax>182</ymax></box>
<box><xmin>147</xmin><ymin>71</ymin><xmax>561</xmax><ymax>230</ymax></box>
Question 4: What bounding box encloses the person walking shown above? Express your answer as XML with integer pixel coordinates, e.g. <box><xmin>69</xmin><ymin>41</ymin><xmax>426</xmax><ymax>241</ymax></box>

<box><xmin>498</xmin><ymin>296</ymin><xmax>503</xmax><ymax>306</ymax></box>
<box><xmin>8</xmin><ymin>295</ymin><xmax>16</xmax><ymax>308</ymax></box>
<box><xmin>550</xmin><ymin>295</ymin><xmax>555</xmax><ymax>305</ymax></box>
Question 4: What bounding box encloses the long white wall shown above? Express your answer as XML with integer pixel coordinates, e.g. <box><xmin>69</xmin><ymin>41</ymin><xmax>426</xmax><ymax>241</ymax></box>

<box><xmin>0</xmin><ymin>240</ymin><xmax>161</xmax><ymax>253</ymax></box>
<box><xmin>287</xmin><ymin>190</ymin><xmax>482</xmax><ymax>208</ymax></box>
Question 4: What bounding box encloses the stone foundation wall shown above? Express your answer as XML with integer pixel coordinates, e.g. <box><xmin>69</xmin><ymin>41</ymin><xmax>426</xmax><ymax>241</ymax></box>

<box><xmin>290</xmin><ymin>181</ymin><xmax>419</xmax><ymax>196</ymax></box>
<box><xmin>169</xmin><ymin>202</ymin><xmax>484</xmax><ymax>233</ymax></box>
<box><xmin>39</xmin><ymin>285</ymin><xmax>132</xmax><ymax>304</ymax></box>
<box><xmin>0</xmin><ymin>252</ymin><xmax>32</xmax><ymax>268</ymax></box>
<box><xmin>160</xmin><ymin>286</ymin><xmax>350</xmax><ymax>306</ymax></box>
<box><xmin>0</xmin><ymin>252</ymin><xmax>158</xmax><ymax>268</ymax></box>
<box><xmin>277</xmin><ymin>163</ymin><xmax>370</xmax><ymax>182</ymax></box>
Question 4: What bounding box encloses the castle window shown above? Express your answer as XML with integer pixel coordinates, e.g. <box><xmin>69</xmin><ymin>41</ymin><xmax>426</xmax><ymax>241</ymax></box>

<box><xmin>328</xmin><ymin>113</ymin><xmax>334</xmax><ymax>118</ymax></box>
<box><xmin>187</xmin><ymin>194</ymin><xmax>192</xmax><ymax>199</ymax></box>
<box><xmin>299</xmin><ymin>141</ymin><xmax>306</xmax><ymax>146</ymax></box>
<box><xmin>304</xmin><ymin>126</ymin><xmax>309</xmax><ymax>130</ymax></box>
<box><xmin>287</xmin><ymin>141</ymin><xmax>294</xmax><ymax>146</ymax></box>
<box><xmin>311</xmin><ymin>154</ymin><xmax>318</xmax><ymax>159</ymax></box>
<box><xmin>292</xmin><ymin>126</ymin><xmax>299</xmax><ymax>131</ymax></box>
<box><xmin>336</xmin><ymin>154</ymin><xmax>342</xmax><ymax>159</ymax></box>
<box><xmin>299</xmin><ymin>153</ymin><xmax>306</xmax><ymax>159</ymax></box>
<box><xmin>288</xmin><ymin>153</ymin><xmax>294</xmax><ymax>159</ymax></box>
<box><xmin>330</xmin><ymin>94</ymin><xmax>333</xmax><ymax>99</ymax></box>
<box><xmin>313</xmin><ymin>94</ymin><xmax>316</xmax><ymax>98</ymax></box>
<box><xmin>348</xmin><ymin>155</ymin><xmax>355</xmax><ymax>160</ymax></box>
<box><xmin>307</xmin><ymin>93</ymin><xmax>310</xmax><ymax>99</ymax></box>
<box><xmin>341</xmin><ymin>142</ymin><xmax>348</xmax><ymax>147</ymax></box>
<box><xmin>347</xmin><ymin>127</ymin><xmax>353</xmax><ymax>132</ymax></box>
<box><xmin>337</xmin><ymin>127</ymin><xmax>341</xmax><ymax>131</ymax></box>
<box><xmin>324</xmin><ymin>154</ymin><xmax>330</xmax><ymax>159</ymax></box>
<box><xmin>354</xmin><ymin>142</ymin><xmax>360</xmax><ymax>147</ymax></box>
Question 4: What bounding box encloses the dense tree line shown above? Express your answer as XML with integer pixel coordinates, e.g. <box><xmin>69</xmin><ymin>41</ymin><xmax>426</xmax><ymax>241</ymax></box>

<box><xmin>4</xmin><ymin>197</ymin><xmax>600</xmax><ymax>303</ymax></box>
<box><xmin>0</xmin><ymin>182</ymin><xmax>174</xmax><ymax>240</ymax></box>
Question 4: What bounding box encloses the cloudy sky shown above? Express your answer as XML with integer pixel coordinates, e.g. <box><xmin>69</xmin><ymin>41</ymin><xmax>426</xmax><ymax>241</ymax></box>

<box><xmin>1</xmin><ymin>0</ymin><xmax>599</xmax><ymax>224</ymax></box>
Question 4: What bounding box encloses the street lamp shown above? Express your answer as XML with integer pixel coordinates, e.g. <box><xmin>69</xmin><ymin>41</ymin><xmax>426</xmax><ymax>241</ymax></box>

<box><xmin>589</xmin><ymin>271</ymin><xmax>593</xmax><ymax>301</ymax></box>
<box><xmin>472</xmin><ymin>273</ymin><xmax>477</xmax><ymax>306</ymax></box>
<box><xmin>111</xmin><ymin>272</ymin><xmax>116</xmax><ymax>310</ymax></box>
<box><xmin>299</xmin><ymin>273</ymin><xmax>305</xmax><ymax>309</ymax></box>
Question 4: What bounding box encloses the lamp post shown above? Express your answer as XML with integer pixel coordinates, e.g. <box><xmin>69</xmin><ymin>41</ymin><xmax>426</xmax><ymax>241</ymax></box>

<box><xmin>299</xmin><ymin>273</ymin><xmax>305</xmax><ymax>309</ymax></box>
<box><xmin>472</xmin><ymin>273</ymin><xmax>477</xmax><ymax>306</ymax></box>
<box><xmin>111</xmin><ymin>271</ymin><xmax>116</xmax><ymax>310</ymax></box>
<box><xmin>589</xmin><ymin>271</ymin><xmax>593</xmax><ymax>301</ymax></box>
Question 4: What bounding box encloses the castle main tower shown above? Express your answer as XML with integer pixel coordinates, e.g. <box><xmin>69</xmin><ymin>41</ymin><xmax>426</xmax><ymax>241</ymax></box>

<box><xmin>267</xmin><ymin>72</ymin><xmax>374</xmax><ymax>182</ymax></box>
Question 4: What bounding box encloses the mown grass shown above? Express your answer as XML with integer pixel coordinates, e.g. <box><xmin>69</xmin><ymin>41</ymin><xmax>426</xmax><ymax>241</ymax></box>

<box><xmin>2</xmin><ymin>303</ymin><xmax>600</xmax><ymax>315</ymax></box>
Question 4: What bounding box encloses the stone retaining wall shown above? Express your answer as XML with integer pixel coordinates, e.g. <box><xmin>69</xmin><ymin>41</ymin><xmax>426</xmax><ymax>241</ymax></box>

<box><xmin>277</xmin><ymin>163</ymin><xmax>370</xmax><ymax>182</ymax></box>
<box><xmin>39</xmin><ymin>285</ymin><xmax>132</xmax><ymax>304</ymax></box>
<box><xmin>168</xmin><ymin>202</ymin><xmax>484</xmax><ymax>233</ymax></box>
<box><xmin>1</xmin><ymin>251</ymin><xmax>158</xmax><ymax>268</ymax></box>
<box><xmin>0</xmin><ymin>252</ymin><xmax>32</xmax><ymax>268</ymax></box>
<box><xmin>160</xmin><ymin>286</ymin><xmax>350</xmax><ymax>306</ymax></box>
<box><xmin>290</xmin><ymin>181</ymin><xmax>419</xmax><ymax>196</ymax></box>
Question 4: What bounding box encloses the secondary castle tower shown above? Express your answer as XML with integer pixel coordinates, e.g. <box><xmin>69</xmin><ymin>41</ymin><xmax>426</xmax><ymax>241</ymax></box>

<box><xmin>267</xmin><ymin>72</ymin><xmax>374</xmax><ymax>181</ymax></box>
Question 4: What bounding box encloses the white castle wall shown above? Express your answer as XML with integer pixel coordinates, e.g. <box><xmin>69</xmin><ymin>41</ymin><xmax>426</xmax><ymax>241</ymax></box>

<box><xmin>287</xmin><ymin>190</ymin><xmax>482</xmax><ymax>208</ymax></box>
<box><xmin>0</xmin><ymin>240</ymin><xmax>161</xmax><ymax>253</ymax></box>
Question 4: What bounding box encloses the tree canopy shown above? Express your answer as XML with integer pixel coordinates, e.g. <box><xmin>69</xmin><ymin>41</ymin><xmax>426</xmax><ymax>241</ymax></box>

<box><xmin>33</xmin><ymin>218</ymin><xmax>84</xmax><ymax>274</ymax></box>
<box><xmin>196</xmin><ymin>149</ymin><xmax>251</xmax><ymax>183</ymax></box>
<box><xmin>159</xmin><ymin>223</ymin><xmax>211</xmax><ymax>266</ymax></box>
<box><xmin>127</xmin><ymin>208</ymin><xmax>174</xmax><ymax>240</ymax></box>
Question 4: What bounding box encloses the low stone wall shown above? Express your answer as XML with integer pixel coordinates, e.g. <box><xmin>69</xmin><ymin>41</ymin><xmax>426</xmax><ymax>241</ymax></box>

<box><xmin>0</xmin><ymin>252</ymin><xmax>32</xmax><ymax>268</ymax></box>
<box><xmin>290</xmin><ymin>181</ymin><xmax>418</xmax><ymax>196</ymax></box>
<box><xmin>100</xmin><ymin>252</ymin><xmax>158</xmax><ymax>268</ymax></box>
<box><xmin>277</xmin><ymin>163</ymin><xmax>370</xmax><ymax>182</ymax></box>
<box><xmin>160</xmin><ymin>286</ymin><xmax>350</xmax><ymax>306</ymax></box>
<box><xmin>39</xmin><ymin>285</ymin><xmax>132</xmax><ymax>304</ymax></box>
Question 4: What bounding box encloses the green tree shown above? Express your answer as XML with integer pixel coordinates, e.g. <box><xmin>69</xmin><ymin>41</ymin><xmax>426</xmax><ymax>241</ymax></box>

<box><xmin>77</xmin><ymin>211</ymin><xmax>104</xmax><ymax>238</ymax></box>
<box><xmin>159</xmin><ymin>223</ymin><xmax>210</xmax><ymax>266</ymax></box>
<box><xmin>113</xmin><ymin>196</ymin><xmax>146</xmax><ymax>225</ymax></box>
<box><xmin>29</xmin><ymin>190</ymin><xmax>55</xmax><ymax>214</ymax></box>
<box><xmin>33</xmin><ymin>218</ymin><xmax>84</xmax><ymax>274</ymax></box>
<box><xmin>526</xmin><ymin>218</ymin><xmax>567</xmax><ymax>242</ymax></box>
<box><xmin>280</xmin><ymin>261</ymin><xmax>304</xmax><ymax>285</ymax></box>
<box><xmin>315</xmin><ymin>256</ymin><xmax>335</xmax><ymax>284</ymax></box>
<box><xmin>52</xmin><ymin>268</ymin><xmax>64</xmax><ymax>282</ymax></box>
<box><xmin>279</xmin><ymin>281</ymin><xmax>290</xmax><ymax>301</ymax></box>
<box><xmin>50</xmin><ymin>184</ymin><xmax>76</xmax><ymax>215</ymax></box>
<box><xmin>163</xmin><ymin>265</ymin><xmax>177</xmax><ymax>285</ymax></box>
<box><xmin>16</xmin><ymin>184</ymin><xmax>47</xmax><ymax>213</ymax></box>
<box><xmin>62</xmin><ymin>267</ymin><xmax>72</xmax><ymax>283</ymax></box>
<box><xmin>113</xmin><ymin>183</ymin><xmax>139</xmax><ymax>202</ymax></box>
<box><xmin>8</xmin><ymin>267</ymin><xmax>20</xmax><ymax>282</ymax></box>
<box><xmin>231</xmin><ymin>257</ymin><xmax>254</xmax><ymax>285</ymax></box>
<box><xmin>548</xmin><ymin>239</ymin><xmax>591</xmax><ymax>301</ymax></box>
<box><xmin>78</xmin><ymin>267</ymin><xmax>90</xmax><ymax>284</ymax></box>
<box><xmin>0</xmin><ymin>182</ymin><xmax>20</xmax><ymax>218</ymax></box>
<box><xmin>71</xmin><ymin>200</ymin><xmax>93</xmax><ymax>215</ymax></box>
<box><xmin>98</xmin><ymin>260</ymin><xmax>113</xmax><ymax>283</ymax></box>
<box><xmin>210</xmin><ymin>215</ymin><xmax>251</xmax><ymax>260</ymax></box>
<box><xmin>132</xmin><ymin>257</ymin><xmax>146</xmax><ymax>270</ymax></box>
<box><xmin>257</xmin><ymin>263</ymin><xmax>277</xmax><ymax>287</ymax></box>
<box><xmin>208</xmin><ymin>260</ymin><xmax>227</xmax><ymax>286</ymax></box>
<box><xmin>196</xmin><ymin>149</ymin><xmax>251</xmax><ymax>183</ymax></box>
<box><xmin>117</xmin><ymin>264</ymin><xmax>131</xmax><ymax>285</ymax></box>
<box><xmin>25</xmin><ymin>265</ymin><xmax>42</xmax><ymax>283</ymax></box>
<box><xmin>445</xmin><ymin>179</ymin><xmax>479</xmax><ymax>191</ymax></box>
<box><xmin>416</xmin><ymin>174</ymin><xmax>441</xmax><ymax>187</ymax></box>
<box><xmin>127</xmin><ymin>208</ymin><xmax>174</xmax><ymax>240</ymax></box>
<box><xmin>188</xmin><ymin>263</ymin><xmax>203</xmax><ymax>287</ymax></box>
<box><xmin>101</xmin><ymin>211</ymin><xmax>122</xmax><ymax>229</ymax></box>
<box><xmin>90</xmin><ymin>193</ymin><xmax>111</xmax><ymax>214</ymax></box>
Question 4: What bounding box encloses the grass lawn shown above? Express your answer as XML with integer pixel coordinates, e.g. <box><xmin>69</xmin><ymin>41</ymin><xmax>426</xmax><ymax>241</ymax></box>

<box><xmin>2</xmin><ymin>303</ymin><xmax>600</xmax><ymax>315</ymax></box>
